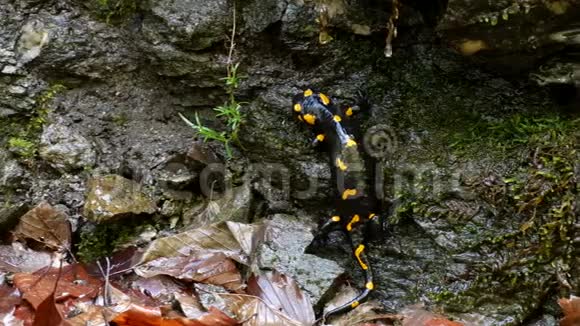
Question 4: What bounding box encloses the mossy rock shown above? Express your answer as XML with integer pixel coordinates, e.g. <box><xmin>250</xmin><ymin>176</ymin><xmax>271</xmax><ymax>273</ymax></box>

<box><xmin>84</xmin><ymin>174</ymin><xmax>157</xmax><ymax>223</ymax></box>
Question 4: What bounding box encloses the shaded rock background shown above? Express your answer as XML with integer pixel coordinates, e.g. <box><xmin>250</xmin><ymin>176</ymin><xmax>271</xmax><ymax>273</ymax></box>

<box><xmin>0</xmin><ymin>0</ymin><xmax>579</xmax><ymax>325</ymax></box>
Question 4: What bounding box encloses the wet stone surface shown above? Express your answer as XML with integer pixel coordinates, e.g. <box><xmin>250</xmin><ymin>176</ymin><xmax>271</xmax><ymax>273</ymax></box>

<box><xmin>84</xmin><ymin>174</ymin><xmax>157</xmax><ymax>223</ymax></box>
<box><xmin>257</xmin><ymin>214</ymin><xmax>344</xmax><ymax>305</ymax></box>
<box><xmin>39</xmin><ymin>120</ymin><xmax>97</xmax><ymax>172</ymax></box>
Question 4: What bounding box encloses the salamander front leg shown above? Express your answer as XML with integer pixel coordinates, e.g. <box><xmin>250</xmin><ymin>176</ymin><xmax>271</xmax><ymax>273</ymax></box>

<box><xmin>342</xmin><ymin>105</ymin><xmax>360</xmax><ymax>118</ymax></box>
<box><xmin>311</xmin><ymin>133</ymin><xmax>326</xmax><ymax>147</ymax></box>
<box><xmin>323</xmin><ymin>242</ymin><xmax>374</xmax><ymax>319</ymax></box>
<box><xmin>315</xmin><ymin>215</ymin><xmax>342</xmax><ymax>238</ymax></box>
<box><xmin>341</xmin><ymin>89</ymin><xmax>370</xmax><ymax>118</ymax></box>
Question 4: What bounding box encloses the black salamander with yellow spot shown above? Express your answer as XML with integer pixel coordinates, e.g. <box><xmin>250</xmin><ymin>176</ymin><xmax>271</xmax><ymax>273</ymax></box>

<box><xmin>292</xmin><ymin>89</ymin><xmax>381</xmax><ymax>318</ymax></box>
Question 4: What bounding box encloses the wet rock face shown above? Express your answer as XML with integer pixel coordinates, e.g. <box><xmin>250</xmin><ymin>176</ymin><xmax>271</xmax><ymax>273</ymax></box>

<box><xmin>0</xmin><ymin>0</ymin><xmax>579</xmax><ymax>324</ymax></box>
<box><xmin>182</xmin><ymin>184</ymin><xmax>252</xmax><ymax>227</ymax></box>
<box><xmin>0</xmin><ymin>1</ymin><xmax>137</xmax><ymax>81</ymax></box>
<box><xmin>0</xmin><ymin>75</ymin><xmax>47</xmax><ymax>114</ymax></box>
<box><xmin>257</xmin><ymin>214</ymin><xmax>344</xmax><ymax>304</ymax></box>
<box><xmin>84</xmin><ymin>175</ymin><xmax>157</xmax><ymax>223</ymax></box>
<box><xmin>241</xmin><ymin>0</ymin><xmax>286</xmax><ymax>33</ymax></box>
<box><xmin>0</xmin><ymin>149</ymin><xmax>25</xmax><ymax>188</ymax></box>
<box><xmin>531</xmin><ymin>61</ymin><xmax>580</xmax><ymax>86</ymax></box>
<box><xmin>436</xmin><ymin>0</ymin><xmax>580</xmax><ymax>74</ymax></box>
<box><xmin>39</xmin><ymin>121</ymin><xmax>96</xmax><ymax>172</ymax></box>
<box><xmin>143</xmin><ymin>0</ymin><xmax>231</xmax><ymax>51</ymax></box>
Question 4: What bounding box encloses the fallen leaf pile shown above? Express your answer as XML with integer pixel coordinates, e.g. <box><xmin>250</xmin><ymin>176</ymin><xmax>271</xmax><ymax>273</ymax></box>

<box><xmin>0</xmin><ymin>202</ymin><xmax>467</xmax><ymax>326</ymax></box>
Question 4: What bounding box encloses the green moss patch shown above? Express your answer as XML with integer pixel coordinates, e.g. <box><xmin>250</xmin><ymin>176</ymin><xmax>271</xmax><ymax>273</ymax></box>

<box><xmin>1</xmin><ymin>84</ymin><xmax>66</xmax><ymax>162</ymax></box>
<box><xmin>76</xmin><ymin>218</ymin><xmax>165</xmax><ymax>263</ymax></box>
<box><xmin>88</xmin><ymin>0</ymin><xmax>138</xmax><ymax>24</ymax></box>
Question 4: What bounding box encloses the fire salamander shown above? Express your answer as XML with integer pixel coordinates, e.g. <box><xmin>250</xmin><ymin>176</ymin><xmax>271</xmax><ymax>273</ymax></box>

<box><xmin>292</xmin><ymin>89</ymin><xmax>381</xmax><ymax>318</ymax></box>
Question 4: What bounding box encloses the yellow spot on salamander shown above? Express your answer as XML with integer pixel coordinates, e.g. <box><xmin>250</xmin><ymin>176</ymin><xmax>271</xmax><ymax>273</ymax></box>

<box><xmin>354</xmin><ymin>244</ymin><xmax>368</xmax><ymax>270</ymax></box>
<box><xmin>304</xmin><ymin>89</ymin><xmax>313</xmax><ymax>97</ymax></box>
<box><xmin>351</xmin><ymin>301</ymin><xmax>360</xmax><ymax>308</ymax></box>
<box><xmin>366</xmin><ymin>282</ymin><xmax>374</xmax><ymax>290</ymax></box>
<box><xmin>333</xmin><ymin>115</ymin><xmax>342</xmax><ymax>122</ymax></box>
<box><xmin>368</xmin><ymin>213</ymin><xmax>376</xmax><ymax>220</ymax></box>
<box><xmin>298</xmin><ymin>115</ymin><xmax>303</xmax><ymax>122</ymax></box>
<box><xmin>342</xmin><ymin>188</ymin><xmax>357</xmax><ymax>200</ymax></box>
<box><xmin>293</xmin><ymin>103</ymin><xmax>302</xmax><ymax>112</ymax></box>
<box><xmin>303</xmin><ymin>113</ymin><xmax>316</xmax><ymax>125</ymax></box>
<box><xmin>458</xmin><ymin>39</ymin><xmax>488</xmax><ymax>56</ymax></box>
<box><xmin>319</xmin><ymin>93</ymin><xmax>330</xmax><ymax>105</ymax></box>
<box><xmin>331</xmin><ymin>215</ymin><xmax>341</xmax><ymax>222</ymax></box>
<box><xmin>316</xmin><ymin>134</ymin><xmax>325</xmax><ymax>142</ymax></box>
<box><xmin>345</xmin><ymin>107</ymin><xmax>353</xmax><ymax>116</ymax></box>
<box><xmin>346</xmin><ymin>214</ymin><xmax>360</xmax><ymax>231</ymax></box>
<box><xmin>346</xmin><ymin>138</ymin><xmax>357</xmax><ymax>147</ymax></box>
<box><xmin>336</xmin><ymin>158</ymin><xmax>347</xmax><ymax>171</ymax></box>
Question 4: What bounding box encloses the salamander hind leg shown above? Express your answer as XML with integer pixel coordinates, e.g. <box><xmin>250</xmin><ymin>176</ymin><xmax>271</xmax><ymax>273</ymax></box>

<box><xmin>307</xmin><ymin>215</ymin><xmax>344</xmax><ymax>252</ymax></box>
<box><xmin>316</xmin><ymin>215</ymin><xmax>342</xmax><ymax>238</ymax></box>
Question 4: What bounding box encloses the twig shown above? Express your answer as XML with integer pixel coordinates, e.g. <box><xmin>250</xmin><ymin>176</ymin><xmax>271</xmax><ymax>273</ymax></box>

<box><xmin>226</xmin><ymin>0</ymin><xmax>237</xmax><ymax>75</ymax></box>
<box><xmin>97</xmin><ymin>257</ymin><xmax>112</xmax><ymax>306</ymax></box>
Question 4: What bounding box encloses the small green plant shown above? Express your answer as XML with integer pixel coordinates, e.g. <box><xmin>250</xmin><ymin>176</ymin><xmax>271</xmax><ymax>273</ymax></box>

<box><xmin>7</xmin><ymin>138</ymin><xmax>36</xmax><ymax>159</ymax></box>
<box><xmin>93</xmin><ymin>0</ymin><xmax>137</xmax><ymax>24</ymax></box>
<box><xmin>450</xmin><ymin>114</ymin><xmax>579</xmax><ymax>155</ymax></box>
<box><xmin>112</xmin><ymin>112</ymin><xmax>128</xmax><ymax>126</ymax></box>
<box><xmin>179</xmin><ymin>3</ymin><xmax>244</xmax><ymax>159</ymax></box>
<box><xmin>179</xmin><ymin>113</ymin><xmax>231</xmax><ymax>153</ymax></box>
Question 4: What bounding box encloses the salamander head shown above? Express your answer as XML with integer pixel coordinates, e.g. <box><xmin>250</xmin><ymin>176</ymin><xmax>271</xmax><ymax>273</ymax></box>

<box><xmin>292</xmin><ymin>89</ymin><xmax>335</xmax><ymax>127</ymax></box>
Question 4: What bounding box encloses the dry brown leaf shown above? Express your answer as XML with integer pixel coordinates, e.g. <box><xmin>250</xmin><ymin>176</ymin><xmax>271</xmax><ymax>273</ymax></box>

<box><xmin>140</xmin><ymin>222</ymin><xmax>264</xmax><ymax>266</ymax></box>
<box><xmin>13</xmin><ymin>301</ymin><xmax>35</xmax><ymax>326</ymax></box>
<box><xmin>32</xmin><ymin>294</ymin><xmax>67</xmax><ymax>326</ymax></box>
<box><xmin>132</xmin><ymin>275</ymin><xmax>188</xmax><ymax>302</ymax></box>
<box><xmin>0</xmin><ymin>308</ymin><xmax>24</xmax><ymax>326</ymax></box>
<box><xmin>401</xmin><ymin>305</ymin><xmax>463</xmax><ymax>326</ymax></box>
<box><xmin>135</xmin><ymin>253</ymin><xmax>243</xmax><ymax>292</ymax></box>
<box><xmin>85</xmin><ymin>247</ymin><xmax>143</xmax><ymax>277</ymax></box>
<box><xmin>94</xmin><ymin>283</ymin><xmax>232</xmax><ymax>326</ymax></box>
<box><xmin>225</xmin><ymin>221</ymin><xmax>265</xmax><ymax>258</ymax></box>
<box><xmin>110</xmin><ymin>303</ymin><xmax>238</xmax><ymax>326</ymax></box>
<box><xmin>0</xmin><ymin>243</ymin><xmax>53</xmax><ymax>273</ymax></box>
<box><xmin>216</xmin><ymin>270</ymin><xmax>315</xmax><ymax>326</ymax></box>
<box><xmin>13</xmin><ymin>264</ymin><xmax>102</xmax><ymax>310</ymax></box>
<box><xmin>219</xmin><ymin>293</ymin><xmax>303</xmax><ymax>326</ymax></box>
<box><xmin>559</xmin><ymin>296</ymin><xmax>580</xmax><ymax>326</ymax></box>
<box><xmin>14</xmin><ymin>202</ymin><xmax>71</xmax><ymax>250</ymax></box>
<box><xmin>0</xmin><ymin>284</ymin><xmax>21</xmax><ymax>314</ymax></box>
<box><xmin>175</xmin><ymin>293</ymin><xmax>204</xmax><ymax>320</ymax></box>
<box><xmin>189</xmin><ymin>306</ymin><xmax>239</xmax><ymax>326</ymax></box>
<box><xmin>65</xmin><ymin>305</ymin><xmax>107</xmax><ymax>326</ymax></box>
<box><xmin>246</xmin><ymin>270</ymin><xmax>315</xmax><ymax>325</ymax></box>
